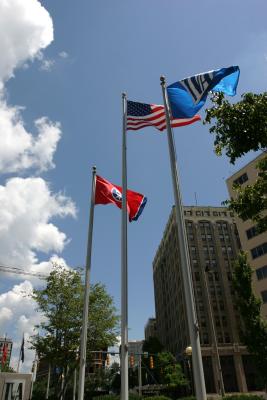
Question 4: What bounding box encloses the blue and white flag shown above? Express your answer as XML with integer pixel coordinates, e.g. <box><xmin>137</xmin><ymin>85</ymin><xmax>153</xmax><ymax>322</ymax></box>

<box><xmin>167</xmin><ymin>66</ymin><xmax>240</xmax><ymax>118</ymax></box>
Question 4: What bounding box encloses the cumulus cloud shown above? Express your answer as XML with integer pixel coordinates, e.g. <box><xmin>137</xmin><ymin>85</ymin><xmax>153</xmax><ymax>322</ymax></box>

<box><xmin>0</xmin><ymin>103</ymin><xmax>62</xmax><ymax>173</ymax></box>
<box><xmin>0</xmin><ymin>0</ymin><xmax>53</xmax><ymax>84</ymax></box>
<box><xmin>0</xmin><ymin>280</ymin><xmax>43</xmax><ymax>371</ymax></box>
<box><xmin>0</xmin><ymin>0</ymin><xmax>76</xmax><ymax>374</ymax></box>
<box><xmin>0</xmin><ymin>177</ymin><xmax>76</xmax><ymax>270</ymax></box>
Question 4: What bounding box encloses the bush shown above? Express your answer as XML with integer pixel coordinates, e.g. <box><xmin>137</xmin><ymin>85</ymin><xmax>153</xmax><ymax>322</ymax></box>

<box><xmin>223</xmin><ymin>396</ymin><xmax>264</xmax><ymax>400</ymax></box>
<box><xmin>144</xmin><ymin>396</ymin><xmax>171</xmax><ymax>400</ymax></box>
<box><xmin>177</xmin><ymin>397</ymin><xmax>196</xmax><ymax>400</ymax></box>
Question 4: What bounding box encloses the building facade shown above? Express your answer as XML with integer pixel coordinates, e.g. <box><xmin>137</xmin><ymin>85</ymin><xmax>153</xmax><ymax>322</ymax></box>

<box><xmin>0</xmin><ymin>337</ymin><xmax>13</xmax><ymax>369</ymax></box>
<box><xmin>153</xmin><ymin>206</ymin><xmax>258</xmax><ymax>394</ymax></box>
<box><xmin>144</xmin><ymin>318</ymin><xmax>157</xmax><ymax>341</ymax></box>
<box><xmin>226</xmin><ymin>152</ymin><xmax>267</xmax><ymax>319</ymax></box>
<box><xmin>128</xmin><ymin>340</ymin><xmax>144</xmax><ymax>367</ymax></box>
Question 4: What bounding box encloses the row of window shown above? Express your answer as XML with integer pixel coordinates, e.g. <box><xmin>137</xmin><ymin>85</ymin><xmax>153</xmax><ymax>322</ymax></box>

<box><xmin>233</xmin><ymin>172</ymin><xmax>248</xmax><ymax>186</ymax></box>
<box><xmin>184</xmin><ymin>210</ymin><xmax>234</xmax><ymax>217</ymax></box>
<box><xmin>256</xmin><ymin>265</ymin><xmax>267</xmax><ymax>281</ymax></box>
<box><xmin>251</xmin><ymin>242</ymin><xmax>267</xmax><ymax>259</ymax></box>
<box><xmin>261</xmin><ymin>290</ymin><xmax>267</xmax><ymax>303</ymax></box>
<box><xmin>246</xmin><ymin>226</ymin><xmax>258</xmax><ymax>240</ymax></box>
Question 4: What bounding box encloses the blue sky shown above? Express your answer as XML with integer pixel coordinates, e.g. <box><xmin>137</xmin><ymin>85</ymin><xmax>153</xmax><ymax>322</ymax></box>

<box><xmin>0</xmin><ymin>0</ymin><xmax>267</xmax><ymax>371</ymax></box>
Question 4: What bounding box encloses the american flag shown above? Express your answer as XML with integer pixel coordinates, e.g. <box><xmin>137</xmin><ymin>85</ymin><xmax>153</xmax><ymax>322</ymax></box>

<box><xmin>127</xmin><ymin>100</ymin><xmax>200</xmax><ymax>132</ymax></box>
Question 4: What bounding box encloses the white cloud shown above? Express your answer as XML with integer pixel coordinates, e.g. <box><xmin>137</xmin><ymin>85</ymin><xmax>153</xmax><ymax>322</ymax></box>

<box><xmin>39</xmin><ymin>58</ymin><xmax>55</xmax><ymax>71</ymax></box>
<box><xmin>59</xmin><ymin>51</ymin><xmax>69</xmax><ymax>59</ymax></box>
<box><xmin>0</xmin><ymin>177</ymin><xmax>76</xmax><ymax>270</ymax></box>
<box><xmin>0</xmin><ymin>103</ymin><xmax>62</xmax><ymax>173</ymax></box>
<box><xmin>0</xmin><ymin>280</ymin><xmax>43</xmax><ymax>371</ymax></box>
<box><xmin>0</xmin><ymin>0</ymin><xmax>53</xmax><ymax>84</ymax></box>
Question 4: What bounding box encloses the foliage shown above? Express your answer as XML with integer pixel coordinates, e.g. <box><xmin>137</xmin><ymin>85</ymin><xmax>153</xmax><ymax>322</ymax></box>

<box><xmin>145</xmin><ymin>396</ymin><xmax>171</xmax><ymax>400</ymax></box>
<box><xmin>224</xmin><ymin>155</ymin><xmax>267</xmax><ymax>233</ymax></box>
<box><xmin>177</xmin><ymin>397</ymin><xmax>196</xmax><ymax>400</ymax></box>
<box><xmin>157</xmin><ymin>353</ymin><xmax>187</xmax><ymax>388</ymax></box>
<box><xmin>30</xmin><ymin>265</ymin><xmax>119</xmax><ymax>397</ymax></box>
<box><xmin>0</xmin><ymin>364</ymin><xmax>15</xmax><ymax>372</ymax></box>
<box><xmin>223</xmin><ymin>396</ymin><xmax>264</xmax><ymax>400</ymax></box>
<box><xmin>204</xmin><ymin>92</ymin><xmax>267</xmax><ymax>164</ymax></box>
<box><xmin>93</xmin><ymin>395</ymin><xmax>142</xmax><ymax>400</ymax></box>
<box><xmin>232</xmin><ymin>252</ymin><xmax>267</xmax><ymax>383</ymax></box>
<box><xmin>204</xmin><ymin>92</ymin><xmax>267</xmax><ymax>233</ymax></box>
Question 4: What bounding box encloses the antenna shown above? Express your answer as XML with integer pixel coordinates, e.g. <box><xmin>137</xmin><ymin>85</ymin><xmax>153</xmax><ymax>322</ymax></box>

<box><xmin>194</xmin><ymin>192</ymin><xmax>198</xmax><ymax>206</ymax></box>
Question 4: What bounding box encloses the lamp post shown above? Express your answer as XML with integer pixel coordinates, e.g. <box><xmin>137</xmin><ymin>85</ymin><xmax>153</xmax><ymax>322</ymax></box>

<box><xmin>184</xmin><ymin>346</ymin><xmax>194</xmax><ymax>395</ymax></box>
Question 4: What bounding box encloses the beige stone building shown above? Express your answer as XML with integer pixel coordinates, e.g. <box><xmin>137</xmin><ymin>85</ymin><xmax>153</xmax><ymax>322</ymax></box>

<box><xmin>153</xmin><ymin>206</ymin><xmax>258</xmax><ymax>393</ymax></box>
<box><xmin>226</xmin><ymin>152</ymin><xmax>267</xmax><ymax>319</ymax></box>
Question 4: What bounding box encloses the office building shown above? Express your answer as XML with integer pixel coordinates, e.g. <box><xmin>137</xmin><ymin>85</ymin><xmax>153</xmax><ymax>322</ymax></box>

<box><xmin>0</xmin><ymin>337</ymin><xmax>13</xmax><ymax>368</ymax></box>
<box><xmin>144</xmin><ymin>318</ymin><xmax>157</xmax><ymax>341</ymax></box>
<box><xmin>128</xmin><ymin>340</ymin><xmax>143</xmax><ymax>366</ymax></box>
<box><xmin>153</xmin><ymin>206</ymin><xmax>258</xmax><ymax>393</ymax></box>
<box><xmin>226</xmin><ymin>152</ymin><xmax>267</xmax><ymax>319</ymax></box>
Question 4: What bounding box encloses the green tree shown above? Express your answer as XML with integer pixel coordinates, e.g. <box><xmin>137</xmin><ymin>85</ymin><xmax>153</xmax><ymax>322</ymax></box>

<box><xmin>232</xmin><ymin>252</ymin><xmax>267</xmax><ymax>385</ymax></box>
<box><xmin>157</xmin><ymin>352</ymin><xmax>187</xmax><ymax>388</ymax></box>
<box><xmin>30</xmin><ymin>265</ymin><xmax>119</xmax><ymax>396</ymax></box>
<box><xmin>204</xmin><ymin>92</ymin><xmax>267</xmax><ymax>163</ymax></box>
<box><xmin>204</xmin><ymin>92</ymin><xmax>267</xmax><ymax>232</ymax></box>
<box><xmin>204</xmin><ymin>92</ymin><xmax>267</xmax><ymax>385</ymax></box>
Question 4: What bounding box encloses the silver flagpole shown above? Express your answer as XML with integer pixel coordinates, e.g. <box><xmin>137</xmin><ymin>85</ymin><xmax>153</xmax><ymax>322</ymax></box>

<box><xmin>77</xmin><ymin>166</ymin><xmax>97</xmax><ymax>400</ymax></box>
<box><xmin>160</xmin><ymin>76</ymin><xmax>207</xmax><ymax>400</ymax></box>
<box><xmin>121</xmin><ymin>93</ymin><xmax>129</xmax><ymax>400</ymax></box>
<box><xmin>45</xmin><ymin>364</ymin><xmax>51</xmax><ymax>400</ymax></box>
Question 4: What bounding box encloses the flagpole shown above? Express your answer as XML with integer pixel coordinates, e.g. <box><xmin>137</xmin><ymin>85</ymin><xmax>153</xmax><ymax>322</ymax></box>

<box><xmin>121</xmin><ymin>92</ymin><xmax>129</xmax><ymax>400</ymax></box>
<box><xmin>160</xmin><ymin>76</ymin><xmax>207</xmax><ymax>400</ymax></box>
<box><xmin>17</xmin><ymin>333</ymin><xmax>24</xmax><ymax>373</ymax></box>
<box><xmin>77</xmin><ymin>166</ymin><xmax>97</xmax><ymax>400</ymax></box>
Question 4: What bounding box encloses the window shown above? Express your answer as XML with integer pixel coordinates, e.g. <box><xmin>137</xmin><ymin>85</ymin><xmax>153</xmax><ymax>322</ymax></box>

<box><xmin>224</xmin><ymin>332</ymin><xmax>231</xmax><ymax>343</ymax></box>
<box><xmin>246</xmin><ymin>226</ymin><xmax>258</xmax><ymax>240</ymax></box>
<box><xmin>227</xmin><ymin>246</ymin><xmax>233</xmax><ymax>254</ymax></box>
<box><xmin>233</xmin><ymin>172</ymin><xmax>248</xmax><ymax>185</ymax></box>
<box><xmin>251</xmin><ymin>243</ymin><xmax>267</xmax><ymax>259</ymax></box>
<box><xmin>185</xmin><ymin>210</ymin><xmax>192</xmax><ymax>216</ymax></box>
<box><xmin>256</xmin><ymin>265</ymin><xmax>267</xmax><ymax>280</ymax></box>
<box><xmin>202</xmin><ymin>332</ymin><xmax>209</xmax><ymax>344</ymax></box>
<box><xmin>261</xmin><ymin>290</ymin><xmax>267</xmax><ymax>303</ymax></box>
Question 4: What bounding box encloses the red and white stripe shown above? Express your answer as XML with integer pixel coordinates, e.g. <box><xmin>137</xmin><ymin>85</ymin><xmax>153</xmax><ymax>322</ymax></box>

<box><xmin>127</xmin><ymin>104</ymin><xmax>200</xmax><ymax>132</ymax></box>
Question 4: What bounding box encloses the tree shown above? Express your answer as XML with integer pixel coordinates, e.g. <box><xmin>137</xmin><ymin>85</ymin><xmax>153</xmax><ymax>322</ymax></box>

<box><xmin>157</xmin><ymin>352</ymin><xmax>187</xmax><ymax>388</ymax></box>
<box><xmin>204</xmin><ymin>92</ymin><xmax>267</xmax><ymax>164</ymax></box>
<box><xmin>204</xmin><ymin>92</ymin><xmax>267</xmax><ymax>386</ymax></box>
<box><xmin>204</xmin><ymin>92</ymin><xmax>267</xmax><ymax>232</ymax></box>
<box><xmin>30</xmin><ymin>265</ymin><xmax>119</xmax><ymax>397</ymax></box>
<box><xmin>232</xmin><ymin>252</ymin><xmax>267</xmax><ymax>385</ymax></box>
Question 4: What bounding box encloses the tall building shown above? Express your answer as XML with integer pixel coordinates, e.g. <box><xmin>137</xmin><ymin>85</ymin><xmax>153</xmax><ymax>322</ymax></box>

<box><xmin>144</xmin><ymin>318</ymin><xmax>157</xmax><ymax>340</ymax></box>
<box><xmin>153</xmin><ymin>206</ymin><xmax>258</xmax><ymax>393</ymax></box>
<box><xmin>226</xmin><ymin>152</ymin><xmax>267</xmax><ymax>319</ymax></box>
<box><xmin>0</xmin><ymin>337</ymin><xmax>13</xmax><ymax>368</ymax></box>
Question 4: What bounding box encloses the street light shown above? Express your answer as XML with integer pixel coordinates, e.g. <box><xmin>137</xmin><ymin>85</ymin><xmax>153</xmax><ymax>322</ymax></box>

<box><xmin>184</xmin><ymin>346</ymin><xmax>193</xmax><ymax>395</ymax></box>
